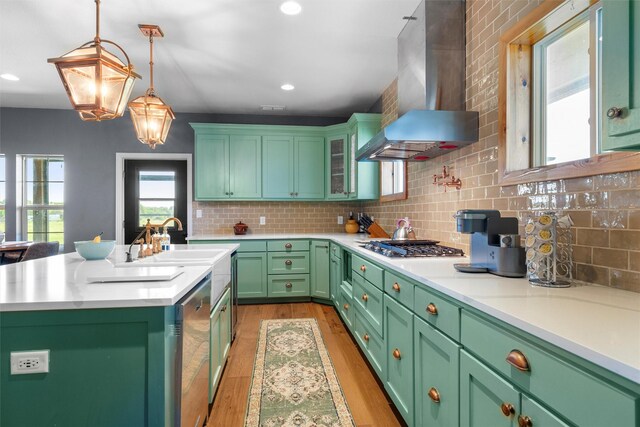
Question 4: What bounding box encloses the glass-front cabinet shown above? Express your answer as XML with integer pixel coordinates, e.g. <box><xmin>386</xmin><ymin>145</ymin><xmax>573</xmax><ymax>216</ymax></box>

<box><xmin>327</xmin><ymin>134</ymin><xmax>349</xmax><ymax>199</ymax></box>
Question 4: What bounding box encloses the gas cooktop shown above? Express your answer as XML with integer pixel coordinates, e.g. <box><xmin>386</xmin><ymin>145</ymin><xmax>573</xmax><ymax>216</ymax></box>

<box><xmin>363</xmin><ymin>240</ymin><xmax>465</xmax><ymax>258</ymax></box>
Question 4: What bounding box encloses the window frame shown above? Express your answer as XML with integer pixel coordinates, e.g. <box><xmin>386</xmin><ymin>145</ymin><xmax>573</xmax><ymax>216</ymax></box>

<box><xmin>380</xmin><ymin>160</ymin><xmax>408</xmax><ymax>202</ymax></box>
<box><xmin>498</xmin><ymin>0</ymin><xmax>640</xmax><ymax>185</ymax></box>
<box><xmin>18</xmin><ymin>155</ymin><xmax>64</xmax><ymax>245</ymax></box>
<box><xmin>137</xmin><ymin>170</ymin><xmax>177</xmax><ymax>227</ymax></box>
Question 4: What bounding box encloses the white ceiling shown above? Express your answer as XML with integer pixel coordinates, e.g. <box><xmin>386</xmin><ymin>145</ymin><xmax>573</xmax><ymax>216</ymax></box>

<box><xmin>0</xmin><ymin>0</ymin><xmax>420</xmax><ymax>116</ymax></box>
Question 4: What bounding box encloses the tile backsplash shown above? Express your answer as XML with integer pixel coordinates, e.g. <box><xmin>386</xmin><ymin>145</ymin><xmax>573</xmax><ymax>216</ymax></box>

<box><xmin>360</xmin><ymin>0</ymin><xmax>640</xmax><ymax>293</ymax></box>
<box><xmin>192</xmin><ymin>201</ymin><xmax>358</xmax><ymax>235</ymax></box>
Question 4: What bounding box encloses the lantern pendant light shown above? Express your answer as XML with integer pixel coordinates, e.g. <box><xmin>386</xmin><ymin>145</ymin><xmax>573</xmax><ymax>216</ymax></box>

<box><xmin>128</xmin><ymin>24</ymin><xmax>175</xmax><ymax>149</ymax></box>
<box><xmin>48</xmin><ymin>0</ymin><xmax>140</xmax><ymax>121</ymax></box>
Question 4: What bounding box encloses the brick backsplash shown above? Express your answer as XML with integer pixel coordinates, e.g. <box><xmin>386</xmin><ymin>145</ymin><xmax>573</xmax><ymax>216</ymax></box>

<box><xmin>360</xmin><ymin>0</ymin><xmax>640</xmax><ymax>293</ymax></box>
<box><xmin>192</xmin><ymin>201</ymin><xmax>359</xmax><ymax>235</ymax></box>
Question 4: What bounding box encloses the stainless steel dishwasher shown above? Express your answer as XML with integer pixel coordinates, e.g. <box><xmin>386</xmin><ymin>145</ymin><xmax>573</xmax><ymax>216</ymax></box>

<box><xmin>175</xmin><ymin>274</ymin><xmax>211</xmax><ymax>427</ymax></box>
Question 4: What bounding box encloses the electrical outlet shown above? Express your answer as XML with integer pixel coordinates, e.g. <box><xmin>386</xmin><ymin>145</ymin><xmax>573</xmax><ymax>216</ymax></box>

<box><xmin>337</xmin><ymin>215</ymin><xmax>344</xmax><ymax>225</ymax></box>
<box><xmin>259</xmin><ymin>216</ymin><xmax>266</xmax><ymax>225</ymax></box>
<box><xmin>11</xmin><ymin>350</ymin><xmax>50</xmax><ymax>375</ymax></box>
<box><xmin>196</xmin><ymin>209</ymin><xmax>202</xmax><ymax>218</ymax></box>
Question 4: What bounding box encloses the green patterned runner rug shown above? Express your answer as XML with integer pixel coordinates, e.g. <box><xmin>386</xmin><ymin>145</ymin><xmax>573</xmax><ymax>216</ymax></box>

<box><xmin>245</xmin><ymin>318</ymin><xmax>356</xmax><ymax>427</ymax></box>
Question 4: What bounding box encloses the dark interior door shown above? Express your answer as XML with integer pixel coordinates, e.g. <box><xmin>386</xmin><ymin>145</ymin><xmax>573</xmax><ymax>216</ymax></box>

<box><xmin>124</xmin><ymin>160</ymin><xmax>188</xmax><ymax>245</ymax></box>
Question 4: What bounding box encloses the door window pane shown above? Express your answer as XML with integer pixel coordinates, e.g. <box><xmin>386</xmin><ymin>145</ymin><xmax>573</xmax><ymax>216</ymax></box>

<box><xmin>139</xmin><ymin>171</ymin><xmax>175</xmax><ymax>199</ymax></box>
<box><xmin>139</xmin><ymin>200</ymin><xmax>175</xmax><ymax>226</ymax></box>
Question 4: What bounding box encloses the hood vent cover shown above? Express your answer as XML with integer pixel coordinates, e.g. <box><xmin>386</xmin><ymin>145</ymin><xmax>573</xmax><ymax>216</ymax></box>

<box><xmin>357</xmin><ymin>0</ymin><xmax>478</xmax><ymax>162</ymax></box>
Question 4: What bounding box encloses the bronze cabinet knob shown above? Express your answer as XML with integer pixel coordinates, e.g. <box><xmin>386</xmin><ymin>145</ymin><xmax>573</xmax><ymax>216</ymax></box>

<box><xmin>427</xmin><ymin>387</ymin><xmax>440</xmax><ymax>403</ymax></box>
<box><xmin>360</xmin><ymin>265</ymin><xmax>366</xmax><ymax>272</ymax></box>
<box><xmin>518</xmin><ymin>415</ymin><xmax>533</xmax><ymax>427</ymax></box>
<box><xmin>506</xmin><ymin>349</ymin><xmax>530</xmax><ymax>371</ymax></box>
<box><xmin>426</xmin><ymin>303</ymin><xmax>438</xmax><ymax>315</ymax></box>
<box><xmin>607</xmin><ymin>107</ymin><xmax>623</xmax><ymax>118</ymax></box>
<box><xmin>361</xmin><ymin>293</ymin><xmax>368</xmax><ymax>302</ymax></box>
<box><xmin>392</xmin><ymin>282</ymin><xmax>401</xmax><ymax>292</ymax></box>
<box><xmin>343</xmin><ymin>303</ymin><xmax>349</xmax><ymax>310</ymax></box>
<box><xmin>285</xmin><ymin>243</ymin><xmax>292</xmax><ymax>249</ymax></box>
<box><xmin>220</xmin><ymin>304</ymin><xmax>227</xmax><ymax>312</ymax></box>
<box><xmin>392</xmin><ymin>348</ymin><xmax>401</xmax><ymax>360</ymax></box>
<box><xmin>285</xmin><ymin>282</ymin><xmax>293</xmax><ymax>289</ymax></box>
<box><xmin>501</xmin><ymin>403</ymin><xmax>515</xmax><ymax>417</ymax></box>
<box><xmin>285</xmin><ymin>259</ymin><xmax>293</xmax><ymax>266</ymax></box>
<box><xmin>363</xmin><ymin>334</ymin><xmax>369</xmax><ymax>342</ymax></box>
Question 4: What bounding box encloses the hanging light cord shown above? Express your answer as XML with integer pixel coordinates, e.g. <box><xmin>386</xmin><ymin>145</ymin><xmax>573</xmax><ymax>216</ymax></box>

<box><xmin>148</xmin><ymin>33</ymin><xmax>155</xmax><ymax>93</ymax></box>
<box><xmin>94</xmin><ymin>0</ymin><xmax>101</xmax><ymax>43</ymax></box>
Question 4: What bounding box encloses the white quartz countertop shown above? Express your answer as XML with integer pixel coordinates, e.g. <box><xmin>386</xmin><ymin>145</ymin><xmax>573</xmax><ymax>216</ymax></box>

<box><xmin>0</xmin><ymin>244</ymin><xmax>238</xmax><ymax>312</ymax></box>
<box><xmin>189</xmin><ymin>233</ymin><xmax>640</xmax><ymax>384</ymax></box>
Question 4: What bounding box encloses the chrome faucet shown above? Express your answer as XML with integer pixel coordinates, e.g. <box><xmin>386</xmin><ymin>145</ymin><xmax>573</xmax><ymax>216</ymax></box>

<box><xmin>125</xmin><ymin>217</ymin><xmax>183</xmax><ymax>262</ymax></box>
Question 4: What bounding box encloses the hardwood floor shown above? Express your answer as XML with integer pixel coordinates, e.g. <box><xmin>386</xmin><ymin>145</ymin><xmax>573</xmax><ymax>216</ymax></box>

<box><xmin>206</xmin><ymin>302</ymin><xmax>404</xmax><ymax>427</ymax></box>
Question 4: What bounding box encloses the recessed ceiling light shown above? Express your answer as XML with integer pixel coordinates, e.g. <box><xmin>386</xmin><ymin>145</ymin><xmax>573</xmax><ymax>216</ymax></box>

<box><xmin>280</xmin><ymin>1</ymin><xmax>302</xmax><ymax>15</ymax></box>
<box><xmin>0</xmin><ymin>73</ymin><xmax>20</xmax><ymax>81</ymax></box>
<box><xmin>281</xmin><ymin>83</ymin><xmax>295</xmax><ymax>91</ymax></box>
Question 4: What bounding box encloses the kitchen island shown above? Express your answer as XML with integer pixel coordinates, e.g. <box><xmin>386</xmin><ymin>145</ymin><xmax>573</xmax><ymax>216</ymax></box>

<box><xmin>0</xmin><ymin>244</ymin><xmax>237</xmax><ymax>427</ymax></box>
<box><xmin>190</xmin><ymin>233</ymin><xmax>640</xmax><ymax>426</ymax></box>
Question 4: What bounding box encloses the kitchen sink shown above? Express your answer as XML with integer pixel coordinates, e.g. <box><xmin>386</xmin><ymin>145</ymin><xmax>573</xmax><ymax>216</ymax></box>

<box><xmin>115</xmin><ymin>249</ymin><xmax>226</xmax><ymax>268</ymax></box>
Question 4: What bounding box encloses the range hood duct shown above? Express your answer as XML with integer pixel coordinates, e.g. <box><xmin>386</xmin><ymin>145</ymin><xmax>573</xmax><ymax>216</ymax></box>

<box><xmin>357</xmin><ymin>0</ymin><xmax>479</xmax><ymax>162</ymax></box>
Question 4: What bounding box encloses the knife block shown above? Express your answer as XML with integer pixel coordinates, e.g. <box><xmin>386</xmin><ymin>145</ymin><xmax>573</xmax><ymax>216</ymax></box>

<box><xmin>367</xmin><ymin>222</ymin><xmax>390</xmax><ymax>239</ymax></box>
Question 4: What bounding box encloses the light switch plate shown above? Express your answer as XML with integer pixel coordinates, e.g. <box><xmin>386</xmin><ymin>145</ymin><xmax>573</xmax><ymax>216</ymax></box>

<box><xmin>337</xmin><ymin>216</ymin><xmax>344</xmax><ymax>225</ymax></box>
<box><xmin>196</xmin><ymin>209</ymin><xmax>202</xmax><ymax>218</ymax></box>
<box><xmin>259</xmin><ymin>216</ymin><xmax>266</xmax><ymax>225</ymax></box>
<box><xmin>10</xmin><ymin>350</ymin><xmax>50</xmax><ymax>374</ymax></box>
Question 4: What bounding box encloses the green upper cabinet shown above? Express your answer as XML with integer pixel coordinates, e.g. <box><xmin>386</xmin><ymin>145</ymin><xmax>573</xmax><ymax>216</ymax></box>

<box><xmin>326</xmin><ymin>133</ymin><xmax>350</xmax><ymax>199</ymax></box>
<box><xmin>192</xmin><ymin>131</ymin><xmax>261</xmax><ymax>200</ymax></box>
<box><xmin>348</xmin><ymin>114</ymin><xmax>381</xmax><ymax>200</ymax></box>
<box><xmin>263</xmin><ymin>135</ymin><xmax>325</xmax><ymax>200</ymax></box>
<box><xmin>602</xmin><ymin>0</ymin><xmax>640</xmax><ymax>150</ymax></box>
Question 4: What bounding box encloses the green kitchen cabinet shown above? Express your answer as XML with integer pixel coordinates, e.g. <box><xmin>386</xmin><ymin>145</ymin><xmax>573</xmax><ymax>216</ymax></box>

<box><xmin>262</xmin><ymin>135</ymin><xmax>325</xmax><ymax>199</ymax></box>
<box><xmin>602</xmin><ymin>0</ymin><xmax>640</xmax><ymax>150</ymax></box>
<box><xmin>339</xmin><ymin>283</ymin><xmax>354</xmax><ymax>332</ymax></box>
<box><xmin>193</xmin><ymin>132</ymin><xmax>262</xmax><ymax>200</ymax></box>
<box><xmin>237</xmin><ymin>252</ymin><xmax>268</xmax><ymax>298</ymax></box>
<box><xmin>414</xmin><ymin>316</ymin><xmax>460</xmax><ymax>427</ymax></box>
<box><xmin>520</xmin><ymin>395</ymin><xmax>570</xmax><ymax>427</ymax></box>
<box><xmin>383</xmin><ymin>295</ymin><xmax>414</xmax><ymax>426</ymax></box>
<box><xmin>310</xmin><ymin>240</ymin><xmax>330</xmax><ymax>299</ymax></box>
<box><xmin>347</xmin><ymin>113</ymin><xmax>381</xmax><ymax>200</ymax></box>
<box><xmin>329</xmin><ymin>250</ymin><xmax>341</xmax><ymax>307</ymax></box>
<box><xmin>353</xmin><ymin>309</ymin><xmax>386</xmax><ymax>378</ymax></box>
<box><xmin>326</xmin><ymin>133</ymin><xmax>350</xmax><ymax>199</ymax></box>
<box><xmin>210</xmin><ymin>288</ymin><xmax>231</xmax><ymax>403</ymax></box>
<box><xmin>460</xmin><ymin>350</ymin><xmax>520</xmax><ymax>427</ymax></box>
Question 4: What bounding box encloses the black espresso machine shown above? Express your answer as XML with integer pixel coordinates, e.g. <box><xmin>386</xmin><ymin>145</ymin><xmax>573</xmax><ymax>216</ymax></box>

<box><xmin>453</xmin><ymin>210</ymin><xmax>526</xmax><ymax>278</ymax></box>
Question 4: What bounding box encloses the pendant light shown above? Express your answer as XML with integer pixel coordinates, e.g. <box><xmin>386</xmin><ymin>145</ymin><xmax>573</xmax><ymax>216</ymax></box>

<box><xmin>128</xmin><ymin>24</ymin><xmax>175</xmax><ymax>149</ymax></box>
<box><xmin>48</xmin><ymin>0</ymin><xmax>140</xmax><ymax>121</ymax></box>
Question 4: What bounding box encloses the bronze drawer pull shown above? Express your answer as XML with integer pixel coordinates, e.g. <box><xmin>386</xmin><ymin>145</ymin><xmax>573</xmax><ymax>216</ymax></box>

<box><xmin>360</xmin><ymin>265</ymin><xmax>366</xmax><ymax>272</ymax></box>
<box><xmin>392</xmin><ymin>282</ymin><xmax>401</xmax><ymax>292</ymax></box>
<box><xmin>426</xmin><ymin>303</ymin><xmax>438</xmax><ymax>315</ymax></box>
<box><xmin>285</xmin><ymin>259</ymin><xmax>292</xmax><ymax>266</ymax></box>
<box><xmin>363</xmin><ymin>333</ymin><xmax>369</xmax><ymax>342</ymax></box>
<box><xmin>392</xmin><ymin>348</ymin><xmax>401</xmax><ymax>360</ymax></box>
<box><xmin>285</xmin><ymin>243</ymin><xmax>292</xmax><ymax>249</ymax></box>
<box><xmin>506</xmin><ymin>349</ymin><xmax>530</xmax><ymax>371</ymax></box>
<box><xmin>361</xmin><ymin>293</ymin><xmax>368</xmax><ymax>302</ymax></box>
<box><xmin>343</xmin><ymin>303</ymin><xmax>349</xmax><ymax>310</ymax></box>
<box><xmin>285</xmin><ymin>282</ymin><xmax>293</xmax><ymax>289</ymax></box>
<box><xmin>501</xmin><ymin>402</ymin><xmax>515</xmax><ymax>417</ymax></box>
<box><xmin>427</xmin><ymin>387</ymin><xmax>440</xmax><ymax>403</ymax></box>
<box><xmin>518</xmin><ymin>415</ymin><xmax>533</xmax><ymax>427</ymax></box>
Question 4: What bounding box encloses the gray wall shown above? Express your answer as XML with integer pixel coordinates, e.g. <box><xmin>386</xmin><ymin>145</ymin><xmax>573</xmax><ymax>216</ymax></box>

<box><xmin>0</xmin><ymin>107</ymin><xmax>347</xmax><ymax>251</ymax></box>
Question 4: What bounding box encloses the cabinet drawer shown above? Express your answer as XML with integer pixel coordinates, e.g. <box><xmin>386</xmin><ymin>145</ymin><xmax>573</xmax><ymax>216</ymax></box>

<box><xmin>267</xmin><ymin>274</ymin><xmax>310</xmax><ymax>297</ymax></box>
<box><xmin>329</xmin><ymin>242</ymin><xmax>342</xmax><ymax>260</ymax></box>
<box><xmin>268</xmin><ymin>252</ymin><xmax>309</xmax><ymax>274</ymax></box>
<box><xmin>267</xmin><ymin>240</ymin><xmax>309</xmax><ymax>252</ymax></box>
<box><xmin>352</xmin><ymin>273</ymin><xmax>383</xmax><ymax>336</ymax></box>
<box><xmin>352</xmin><ymin>254</ymin><xmax>383</xmax><ymax>290</ymax></box>
<box><xmin>354</xmin><ymin>311</ymin><xmax>385</xmax><ymax>378</ymax></box>
<box><xmin>384</xmin><ymin>271</ymin><xmax>415</xmax><ymax>310</ymax></box>
<box><xmin>414</xmin><ymin>285</ymin><xmax>460</xmax><ymax>341</ymax></box>
<box><xmin>339</xmin><ymin>283</ymin><xmax>354</xmax><ymax>331</ymax></box>
<box><xmin>461</xmin><ymin>311</ymin><xmax>638</xmax><ymax>427</ymax></box>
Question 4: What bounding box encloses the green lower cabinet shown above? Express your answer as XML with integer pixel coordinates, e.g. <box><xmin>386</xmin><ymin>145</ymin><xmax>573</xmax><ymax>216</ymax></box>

<box><xmin>310</xmin><ymin>241</ymin><xmax>330</xmax><ymax>299</ymax></box>
<box><xmin>268</xmin><ymin>252</ymin><xmax>310</xmax><ymax>274</ymax></box>
<box><xmin>352</xmin><ymin>273</ymin><xmax>383</xmax><ymax>336</ymax></box>
<box><xmin>237</xmin><ymin>252</ymin><xmax>268</xmax><ymax>298</ymax></box>
<box><xmin>210</xmin><ymin>288</ymin><xmax>231</xmax><ymax>404</ymax></box>
<box><xmin>267</xmin><ymin>274</ymin><xmax>310</xmax><ymax>297</ymax></box>
<box><xmin>339</xmin><ymin>283</ymin><xmax>354</xmax><ymax>332</ymax></box>
<box><xmin>460</xmin><ymin>350</ymin><xmax>520</xmax><ymax>427</ymax></box>
<box><xmin>520</xmin><ymin>395</ymin><xmax>570</xmax><ymax>427</ymax></box>
<box><xmin>329</xmin><ymin>254</ymin><xmax>341</xmax><ymax>307</ymax></box>
<box><xmin>353</xmin><ymin>308</ymin><xmax>385</xmax><ymax>378</ymax></box>
<box><xmin>383</xmin><ymin>295</ymin><xmax>414</xmax><ymax>426</ymax></box>
<box><xmin>414</xmin><ymin>316</ymin><xmax>460</xmax><ymax>427</ymax></box>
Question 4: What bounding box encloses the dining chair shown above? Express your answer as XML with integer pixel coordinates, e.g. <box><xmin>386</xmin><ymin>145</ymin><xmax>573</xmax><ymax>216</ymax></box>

<box><xmin>20</xmin><ymin>242</ymin><xmax>60</xmax><ymax>262</ymax></box>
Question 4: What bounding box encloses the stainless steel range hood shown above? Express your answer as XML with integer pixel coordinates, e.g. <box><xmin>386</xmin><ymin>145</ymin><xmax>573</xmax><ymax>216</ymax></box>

<box><xmin>357</xmin><ymin>0</ymin><xmax>479</xmax><ymax>162</ymax></box>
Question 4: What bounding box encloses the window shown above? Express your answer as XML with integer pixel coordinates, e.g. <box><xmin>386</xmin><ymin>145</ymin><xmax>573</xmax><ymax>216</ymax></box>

<box><xmin>138</xmin><ymin>170</ymin><xmax>175</xmax><ymax>226</ymax></box>
<box><xmin>497</xmin><ymin>0</ymin><xmax>637</xmax><ymax>185</ymax></box>
<box><xmin>532</xmin><ymin>6</ymin><xmax>602</xmax><ymax>166</ymax></box>
<box><xmin>380</xmin><ymin>160</ymin><xmax>407</xmax><ymax>202</ymax></box>
<box><xmin>0</xmin><ymin>155</ymin><xmax>5</xmax><ymax>234</ymax></box>
<box><xmin>21</xmin><ymin>156</ymin><xmax>64</xmax><ymax>244</ymax></box>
